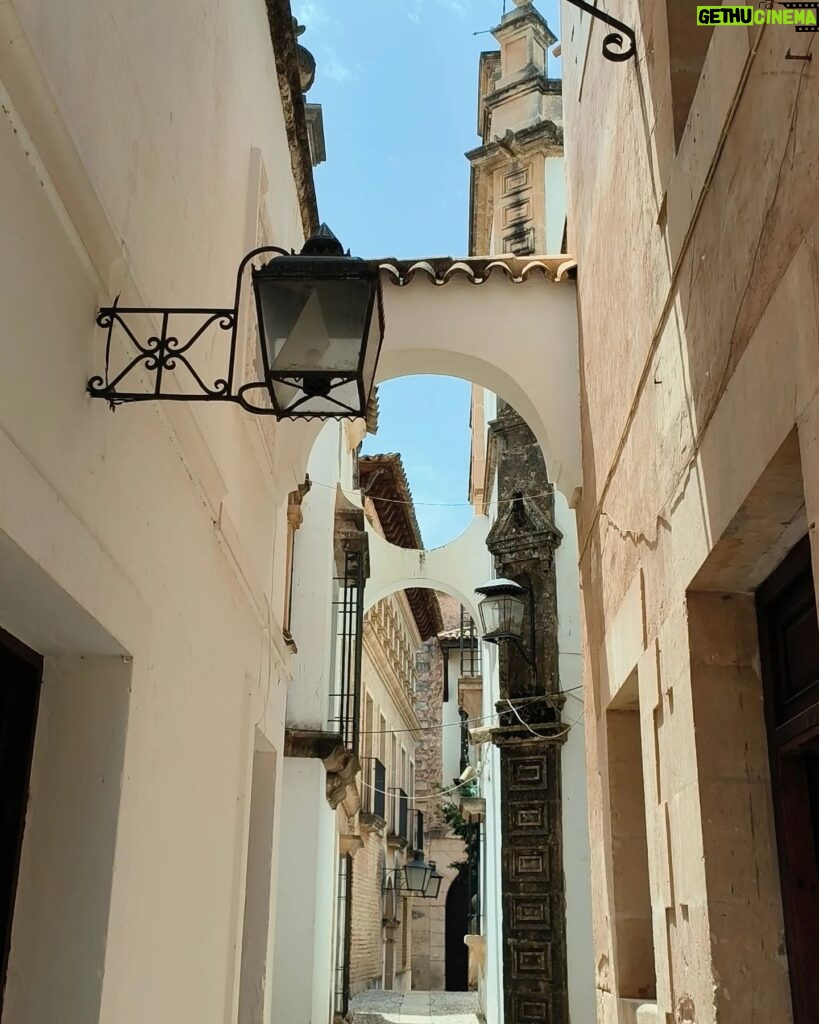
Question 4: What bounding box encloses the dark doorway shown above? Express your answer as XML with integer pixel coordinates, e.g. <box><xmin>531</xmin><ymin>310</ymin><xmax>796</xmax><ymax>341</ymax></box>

<box><xmin>445</xmin><ymin>874</ymin><xmax>469</xmax><ymax>991</ymax></box>
<box><xmin>757</xmin><ymin>535</ymin><xmax>819</xmax><ymax>1022</ymax></box>
<box><xmin>0</xmin><ymin>629</ymin><xmax>42</xmax><ymax>1010</ymax></box>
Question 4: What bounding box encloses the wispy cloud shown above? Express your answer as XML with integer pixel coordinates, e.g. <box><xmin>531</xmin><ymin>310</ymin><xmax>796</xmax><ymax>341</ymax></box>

<box><xmin>385</xmin><ymin>0</ymin><xmax>469</xmax><ymax>23</ymax></box>
<box><xmin>292</xmin><ymin>0</ymin><xmax>362</xmax><ymax>84</ymax></box>
<box><xmin>292</xmin><ymin>0</ymin><xmax>332</xmax><ymax>28</ymax></box>
<box><xmin>323</xmin><ymin>55</ymin><xmax>354</xmax><ymax>82</ymax></box>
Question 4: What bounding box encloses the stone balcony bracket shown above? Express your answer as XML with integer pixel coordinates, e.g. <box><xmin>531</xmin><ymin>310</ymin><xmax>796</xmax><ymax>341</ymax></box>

<box><xmin>459</xmin><ymin>796</ymin><xmax>486</xmax><ymax>823</ymax></box>
<box><xmin>283</xmin><ymin>728</ymin><xmax>361</xmax><ymax>810</ymax></box>
<box><xmin>386</xmin><ymin>832</ymin><xmax>409</xmax><ymax>852</ymax></box>
<box><xmin>358</xmin><ymin>811</ymin><xmax>387</xmax><ymax>835</ymax></box>
<box><xmin>339</xmin><ymin>834</ymin><xmax>364</xmax><ymax>858</ymax></box>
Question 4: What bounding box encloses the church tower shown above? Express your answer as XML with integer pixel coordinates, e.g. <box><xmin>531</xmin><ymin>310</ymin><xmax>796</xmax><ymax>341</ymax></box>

<box><xmin>466</xmin><ymin>0</ymin><xmax>565</xmax><ymax>258</ymax></box>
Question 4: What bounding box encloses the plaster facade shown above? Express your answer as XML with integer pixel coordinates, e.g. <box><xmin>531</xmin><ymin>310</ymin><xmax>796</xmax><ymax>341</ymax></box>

<box><xmin>0</xmin><ymin>2</ymin><xmax>334</xmax><ymax>1022</ymax></box>
<box><xmin>562</xmin><ymin>0</ymin><xmax>819</xmax><ymax>1021</ymax></box>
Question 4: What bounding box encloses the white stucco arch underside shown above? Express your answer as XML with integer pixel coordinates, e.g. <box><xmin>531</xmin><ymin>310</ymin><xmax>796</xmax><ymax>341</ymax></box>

<box><xmin>278</xmin><ymin>269</ymin><xmax>580</xmax><ymax>500</ymax></box>
<box><xmin>363</xmin><ymin>517</ymin><xmax>489</xmax><ymax>625</ymax></box>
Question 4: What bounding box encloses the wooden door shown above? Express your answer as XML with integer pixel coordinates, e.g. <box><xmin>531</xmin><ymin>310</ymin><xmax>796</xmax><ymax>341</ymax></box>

<box><xmin>758</xmin><ymin>535</ymin><xmax>819</xmax><ymax>1022</ymax></box>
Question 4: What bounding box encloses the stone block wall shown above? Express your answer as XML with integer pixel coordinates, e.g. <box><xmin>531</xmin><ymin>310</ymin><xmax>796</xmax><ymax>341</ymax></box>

<box><xmin>410</xmin><ymin>837</ymin><xmax>464</xmax><ymax>991</ymax></box>
<box><xmin>414</xmin><ymin>594</ymin><xmax>463</xmax><ymax>831</ymax></box>
<box><xmin>414</xmin><ymin>640</ymin><xmax>444</xmax><ymax>830</ymax></box>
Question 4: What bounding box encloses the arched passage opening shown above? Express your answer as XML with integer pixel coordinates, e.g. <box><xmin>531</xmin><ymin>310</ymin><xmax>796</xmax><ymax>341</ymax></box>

<box><xmin>445</xmin><ymin>874</ymin><xmax>470</xmax><ymax>992</ymax></box>
<box><xmin>273</xmin><ymin>260</ymin><xmax>580</xmax><ymax>511</ymax></box>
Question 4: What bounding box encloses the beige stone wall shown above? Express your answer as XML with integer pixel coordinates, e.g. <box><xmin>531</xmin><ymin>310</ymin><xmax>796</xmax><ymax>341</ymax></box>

<box><xmin>563</xmin><ymin>3</ymin><xmax>819</xmax><ymax>1022</ymax></box>
<box><xmin>410</xmin><ymin>837</ymin><xmax>464</xmax><ymax>991</ymax></box>
<box><xmin>413</xmin><ymin>636</ymin><xmax>445</xmax><ymax>829</ymax></box>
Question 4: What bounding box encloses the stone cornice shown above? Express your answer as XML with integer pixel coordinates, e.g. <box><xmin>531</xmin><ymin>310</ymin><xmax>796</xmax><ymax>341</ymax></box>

<box><xmin>483</xmin><ymin>74</ymin><xmax>562</xmax><ymax>115</ymax></box>
<box><xmin>466</xmin><ymin>121</ymin><xmax>563</xmax><ymax>167</ymax></box>
<box><xmin>492</xmin><ymin>4</ymin><xmax>557</xmax><ymax>48</ymax></box>
<box><xmin>264</xmin><ymin>0</ymin><xmax>319</xmax><ymax>238</ymax></box>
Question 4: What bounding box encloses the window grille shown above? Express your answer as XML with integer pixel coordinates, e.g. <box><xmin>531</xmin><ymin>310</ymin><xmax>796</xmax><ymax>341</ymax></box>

<box><xmin>467</xmin><ymin>821</ymin><xmax>482</xmax><ymax>936</ymax></box>
<box><xmin>328</xmin><ymin>548</ymin><xmax>366</xmax><ymax>752</ymax></box>
<box><xmin>459</xmin><ymin>606</ymin><xmax>481</xmax><ymax>678</ymax></box>
<box><xmin>459</xmin><ymin>706</ymin><xmax>470</xmax><ymax>775</ymax></box>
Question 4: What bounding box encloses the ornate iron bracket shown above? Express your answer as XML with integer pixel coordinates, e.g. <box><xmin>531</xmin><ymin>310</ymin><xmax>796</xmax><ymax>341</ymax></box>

<box><xmin>88</xmin><ymin>245</ymin><xmax>291</xmax><ymax>415</ymax></box>
<box><xmin>564</xmin><ymin>0</ymin><xmax>636</xmax><ymax>62</ymax></box>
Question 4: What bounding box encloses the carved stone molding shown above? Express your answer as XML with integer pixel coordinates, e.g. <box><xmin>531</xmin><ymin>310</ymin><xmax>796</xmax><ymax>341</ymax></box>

<box><xmin>283</xmin><ymin>728</ymin><xmax>361</xmax><ymax>811</ymax></box>
<box><xmin>339</xmin><ymin>834</ymin><xmax>364</xmax><ymax>858</ymax></box>
<box><xmin>487</xmin><ymin>400</ymin><xmax>569</xmax><ymax>1024</ymax></box>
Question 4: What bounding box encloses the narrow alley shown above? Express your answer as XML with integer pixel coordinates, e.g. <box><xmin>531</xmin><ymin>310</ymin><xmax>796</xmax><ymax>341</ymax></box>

<box><xmin>0</xmin><ymin>0</ymin><xmax>817</xmax><ymax>1023</ymax></box>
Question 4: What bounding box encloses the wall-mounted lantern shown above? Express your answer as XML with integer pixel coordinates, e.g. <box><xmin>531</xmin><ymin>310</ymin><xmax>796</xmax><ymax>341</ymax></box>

<box><xmin>88</xmin><ymin>225</ymin><xmax>384</xmax><ymax>420</ymax></box>
<box><xmin>403</xmin><ymin>850</ymin><xmax>433</xmax><ymax>895</ymax></box>
<box><xmin>475</xmin><ymin>577</ymin><xmax>537</xmax><ymax>667</ymax></box>
<box><xmin>382</xmin><ymin>850</ymin><xmax>434</xmax><ymax>898</ymax></box>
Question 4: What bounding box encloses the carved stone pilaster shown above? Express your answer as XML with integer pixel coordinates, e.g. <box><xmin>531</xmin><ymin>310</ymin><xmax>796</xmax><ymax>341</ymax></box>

<box><xmin>487</xmin><ymin>402</ymin><xmax>569</xmax><ymax>1024</ymax></box>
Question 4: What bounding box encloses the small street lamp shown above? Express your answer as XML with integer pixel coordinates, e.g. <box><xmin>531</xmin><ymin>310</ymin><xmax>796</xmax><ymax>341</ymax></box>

<box><xmin>402</xmin><ymin>850</ymin><xmax>433</xmax><ymax>896</ymax></box>
<box><xmin>88</xmin><ymin>225</ymin><xmax>385</xmax><ymax>420</ymax></box>
<box><xmin>382</xmin><ymin>851</ymin><xmax>434</xmax><ymax>897</ymax></box>
<box><xmin>475</xmin><ymin>578</ymin><xmax>535</xmax><ymax>666</ymax></box>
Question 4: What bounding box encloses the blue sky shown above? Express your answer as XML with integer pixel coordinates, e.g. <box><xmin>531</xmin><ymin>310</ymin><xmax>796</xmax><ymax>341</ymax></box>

<box><xmin>292</xmin><ymin>0</ymin><xmax>563</xmax><ymax>548</ymax></box>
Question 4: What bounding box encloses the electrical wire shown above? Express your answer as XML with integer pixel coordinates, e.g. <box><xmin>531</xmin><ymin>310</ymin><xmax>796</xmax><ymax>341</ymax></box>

<box><xmin>358</xmin><ymin>763</ymin><xmax>486</xmax><ymax>802</ymax></box>
<box><xmin>304</xmin><ymin>475</ymin><xmax>558</xmax><ymax>510</ymax></box>
<box><xmin>503</xmin><ymin>697</ymin><xmax>584</xmax><ymax>742</ymax></box>
<box><xmin>356</xmin><ymin>691</ymin><xmax>582</xmax><ymax>738</ymax></box>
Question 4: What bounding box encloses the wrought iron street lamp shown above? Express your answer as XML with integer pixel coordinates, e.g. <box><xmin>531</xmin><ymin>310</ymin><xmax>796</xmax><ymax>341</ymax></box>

<box><xmin>475</xmin><ymin>578</ymin><xmax>535</xmax><ymax>666</ymax></box>
<box><xmin>88</xmin><ymin>225</ymin><xmax>385</xmax><ymax>420</ymax></box>
<box><xmin>382</xmin><ymin>852</ymin><xmax>435</xmax><ymax>897</ymax></box>
<box><xmin>403</xmin><ymin>849</ymin><xmax>433</xmax><ymax>896</ymax></box>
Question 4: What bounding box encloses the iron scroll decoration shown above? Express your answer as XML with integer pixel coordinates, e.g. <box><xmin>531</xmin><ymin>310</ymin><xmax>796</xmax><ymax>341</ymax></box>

<box><xmin>563</xmin><ymin>0</ymin><xmax>637</xmax><ymax>62</ymax></box>
<box><xmin>88</xmin><ymin>235</ymin><xmax>386</xmax><ymax>420</ymax></box>
<box><xmin>89</xmin><ymin>245</ymin><xmax>286</xmax><ymax>413</ymax></box>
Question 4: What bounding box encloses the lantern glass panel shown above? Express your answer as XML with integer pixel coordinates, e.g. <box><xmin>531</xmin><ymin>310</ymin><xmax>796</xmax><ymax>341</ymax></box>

<box><xmin>254</xmin><ymin>275</ymin><xmax>374</xmax><ymax>415</ymax></box>
<box><xmin>358</xmin><ymin>282</ymin><xmax>384</xmax><ymax>408</ymax></box>
<box><xmin>479</xmin><ymin>592</ymin><xmax>525</xmax><ymax>640</ymax></box>
<box><xmin>403</xmin><ymin>854</ymin><xmax>432</xmax><ymax>895</ymax></box>
<box><xmin>424</xmin><ymin>864</ymin><xmax>443</xmax><ymax>899</ymax></box>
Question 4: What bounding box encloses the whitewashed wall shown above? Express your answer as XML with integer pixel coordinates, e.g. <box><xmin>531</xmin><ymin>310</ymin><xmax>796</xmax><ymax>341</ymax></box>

<box><xmin>0</xmin><ymin>2</ymin><xmax>311</xmax><ymax>1020</ymax></box>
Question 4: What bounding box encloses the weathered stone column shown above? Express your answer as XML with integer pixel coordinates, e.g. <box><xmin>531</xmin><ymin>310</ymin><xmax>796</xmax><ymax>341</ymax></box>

<box><xmin>487</xmin><ymin>403</ymin><xmax>568</xmax><ymax>1024</ymax></box>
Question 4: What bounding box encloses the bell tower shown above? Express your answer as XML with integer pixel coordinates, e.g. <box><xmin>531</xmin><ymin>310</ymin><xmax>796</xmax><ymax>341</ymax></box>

<box><xmin>467</xmin><ymin>0</ymin><xmax>564</xmax><ymax>257</ymax></box>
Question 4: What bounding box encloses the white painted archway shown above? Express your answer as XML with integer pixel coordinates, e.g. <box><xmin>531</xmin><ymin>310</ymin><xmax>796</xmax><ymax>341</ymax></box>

<box><xmin>363</xmin><ymin>518</ymin><xmax>489</xmax><ymax>626</ymax></box>
<box><xmin>275</xmin><ymin>258</ymin><xmax>579</xmax><ymax>503</ymax></box>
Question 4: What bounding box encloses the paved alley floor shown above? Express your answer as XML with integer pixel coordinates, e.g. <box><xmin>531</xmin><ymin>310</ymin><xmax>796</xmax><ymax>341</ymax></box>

<box><xmin>349</xmin><ymin>990</ymin><xmax>482</xmax><ymax>1024</ymax></box>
